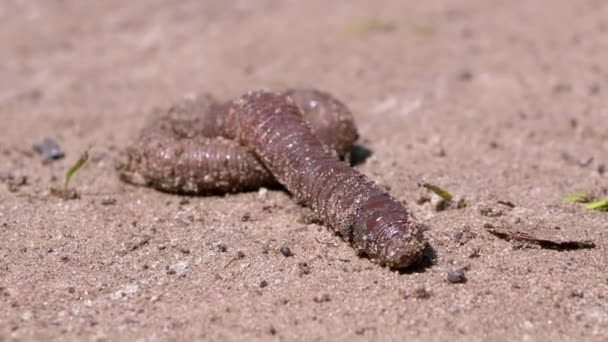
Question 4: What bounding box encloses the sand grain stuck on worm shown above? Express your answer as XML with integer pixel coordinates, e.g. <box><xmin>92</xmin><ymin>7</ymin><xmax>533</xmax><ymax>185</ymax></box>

<box><xmin>117</xmin><ymin>88</ymin><xmax>425</xmax><ymax>268</ymax></box>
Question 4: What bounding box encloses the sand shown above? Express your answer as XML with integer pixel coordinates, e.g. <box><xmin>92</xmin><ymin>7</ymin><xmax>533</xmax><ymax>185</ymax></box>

<box><xmin>1</xmin><ymin>0</ymin><xmax>607</xmax><ymax>341</ymax></box>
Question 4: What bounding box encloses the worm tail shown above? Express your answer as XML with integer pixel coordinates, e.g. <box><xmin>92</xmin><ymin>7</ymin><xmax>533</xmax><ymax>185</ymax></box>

<box><xmin>224</xmin><ymin>91</ymin><xmax>424</xmax><ymax>268</ymax></box>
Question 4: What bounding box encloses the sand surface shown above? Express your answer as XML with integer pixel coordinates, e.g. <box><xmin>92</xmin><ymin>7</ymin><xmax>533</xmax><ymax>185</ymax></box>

<box><xmin>1</xmin><ymin>0</ymin><xmax>607</xmax><ymax>341</ymax></box>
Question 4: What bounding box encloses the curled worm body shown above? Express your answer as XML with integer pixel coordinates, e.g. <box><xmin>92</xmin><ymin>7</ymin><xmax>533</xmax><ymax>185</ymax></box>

<box><xmin>118</xmin><ymin>89</ymin><xmax>425</xmax><ymax>268</ymax></box>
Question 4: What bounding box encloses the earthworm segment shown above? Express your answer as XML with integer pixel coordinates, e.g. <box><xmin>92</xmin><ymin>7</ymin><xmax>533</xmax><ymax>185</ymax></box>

<box><xmin>117</xmin><ymin>88</ymin><xmax>425</xmax><ymax>268</ymax></box>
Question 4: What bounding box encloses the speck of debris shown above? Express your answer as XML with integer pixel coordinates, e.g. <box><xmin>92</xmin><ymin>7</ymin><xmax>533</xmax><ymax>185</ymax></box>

<box><xmin>257</xmin><ymin>187</ymin><xmax>268</xmax><ymax>199</ymax></box>
<box><xmin>447</xmin><ymin>269</ymin><xmax>467</xmax><ymax>284</ymax></box>
<box><xmin>7</xmin><ymin>175</ymin><xmax>27</xmax><ymax>192</ymax></box>
<box><xmin>598</xmin><ymin>164</ymin><xmax>606</xmax><ymax>175</ymax></box>
<box><xmin>33</xmin><ymin>137</ymin><xmax>64</xmax><ymax>161</ymax></box>
<box><xmin>450</xmin><ymin>226</ymin><xmax>476</xmax><ymax>246</ymax></box>
<box><xmin>406</xmin><ymin>286</ymin><xmax>432</xmax><ymax>299</ymax></box>
<box><xmin>468</xmin><ymin>247</ymin><xmax>481</xmax><ymax>258</ymax></box>
<box><xmin>552</xmin><ymin>82</ymin><xmax>572</xmax><ymax>94</ymax></box>
<box><xmin>179</xmin><ymin>198</ymin><xmax>190</xmax><ymax>205</ymax></box>
<box><xmin>216</xmin><ymin>243</ymin><xmax>228</xmax><ymax>253</ymax></box>
<box><xmin>50</xmin><ymin>186</ymin><xmax>79</xmax><ymax>200</ymax></box>
<box><xmin>100</xmin><ymin>197</ymin><xmax>117</xmax><ymax>205</ymax></box>
<box><xmin>588</xmin><ymin>82</ymin><xmax>600</xmax><ymax>95</ymax></box>
<box><xmin>569</xmin><ymin>289</ymin><xmax>584</xmax><ymax>298</ymax></box>
<box><xmin>458</xmin><ymin>69</ymin><xmax>474</xmax><ymax>82</ymax></box>
<box><xmin>241</xmin><ymin>212</ymin><xmax>251</xmax><ymax>222</ymax></box>
<box><xmin>479</xmin><ymin>205</ymin><xmax>504</xmax><ymax>217</ymax></box>
<box><xmin>279</xmin><ymin>246</ymin><xmax>293</xmax><ymax>257</ymax></box>
<box><xmin>67</xmin><ymin>287</ymin><xmax>76</xmax><ymax>294</ymax></box>
<box><xmin>497</xmin><ymin>200</ymin><xmax>516</xmax><ymax>208</ymax></box>
<box><xmin>236</xmin><ymin>251</ymin><xmax>245</xmax><ymax>259</ymax></box>
<box><xmin>313</xmin><ymin>293</ymin><xmax>331</xmax><ymax>303</ymax></box>
<box><xmin>0</xmin><ymin>170</ymin><xmax>11</xmax><ymax>182</ymax></box>
<box><xmin>59</xmin><ymin>255</ymin><xmax>70</xmax><ymax>263</ymax></box>
<box><xmin>297</xmin><ymin>262</ymin><xmax>311</xmax><ymax>276</ymax></box>
<box><xmin>259</xmin><ymin>280</ymin><xmax>268</xmax><ymax>288</ymax></box>
<box><xmin>416</xmin><ymin>195</ymin><xmax>431</xmax><ymax>205</ymax></box>
<box><xmin>167</xmin><ymin>261</ymin><xmax>189</xmax><ymax>277</ymax></box>
<box><xmin>268</xmin><ymin>325</ymin><xmax>277</xmax><ymax>335</ymax></box>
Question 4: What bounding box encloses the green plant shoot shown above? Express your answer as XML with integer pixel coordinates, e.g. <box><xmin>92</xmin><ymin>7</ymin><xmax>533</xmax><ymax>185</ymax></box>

<box><xmin>64</xmin><ymin>147</ymin><xmax>90</xmax><ymax>188</ymax></box>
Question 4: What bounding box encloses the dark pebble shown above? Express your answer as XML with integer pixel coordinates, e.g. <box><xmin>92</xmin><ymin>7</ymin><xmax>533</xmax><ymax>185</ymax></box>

<box><xmin>279</xmin><ymin>246</ymin><xmax>293</xmax><ymax>257</ymax></box>
<box><xmin>33</xmin><ymin>138</ymin><xmax>64</xmax><ymax>161</ymax></box>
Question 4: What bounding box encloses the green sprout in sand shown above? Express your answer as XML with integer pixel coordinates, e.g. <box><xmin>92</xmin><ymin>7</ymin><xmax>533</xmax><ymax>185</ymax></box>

<box><xmin>64</xmin><ymin>147</ymin><xmax>90</xmax><ymax>189</ymax></box>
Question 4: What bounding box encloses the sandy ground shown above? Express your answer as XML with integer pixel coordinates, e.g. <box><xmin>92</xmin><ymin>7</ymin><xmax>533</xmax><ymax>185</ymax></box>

<box><xmin>1</xmin><ymin>0</ymin><xmax>607</xmax><ymax>341</ymax></box>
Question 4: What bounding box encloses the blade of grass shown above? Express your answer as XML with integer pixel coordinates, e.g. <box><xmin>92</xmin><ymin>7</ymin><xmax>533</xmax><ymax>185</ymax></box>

<box><xmin>422</xmin><ymin>183</ymin><xmax>453</xmax><ymax>201</ymax></box>
<box><xmin>583</xmin><ymin>200</ymin><xmax>608</xmax><ymax>211</ymax></box>
<box><xmin>562</xmin><ymin>191</ymin><xmax>591</xmax><ymax>203</ymax></box>
<box><xmin>64</xmin><ymin>147</ymin><xmax>91</xmax><ymax>188</ymax></box>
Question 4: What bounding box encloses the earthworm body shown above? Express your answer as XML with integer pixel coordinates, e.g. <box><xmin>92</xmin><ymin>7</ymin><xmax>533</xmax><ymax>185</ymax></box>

<box><xmin>118</xmin><ymin>88</ymin><xmax>425</xmax><ymax>268</ymax></box>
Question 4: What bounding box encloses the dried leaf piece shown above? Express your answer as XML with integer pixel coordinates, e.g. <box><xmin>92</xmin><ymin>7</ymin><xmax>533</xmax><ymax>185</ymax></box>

<box><xmin>484</xmin><ymin>224</ymin><xmax>595</xmax><ymax>250</ymax></box>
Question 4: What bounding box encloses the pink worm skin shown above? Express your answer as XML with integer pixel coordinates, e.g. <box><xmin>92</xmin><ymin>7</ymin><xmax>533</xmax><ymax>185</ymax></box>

<box><xmin>221</xmin><ymin>91</ymin><xmax>425</xmax><ymax>268</ymax></box>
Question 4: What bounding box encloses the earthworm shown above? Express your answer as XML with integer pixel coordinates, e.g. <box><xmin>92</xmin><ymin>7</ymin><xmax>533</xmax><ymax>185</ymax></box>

<box><xmin>118</xmin><ymin>89</ymin><xmax>425</xmax><ymax>268</ymax></box>
<box><xmin>117</xmin><ymin>89</ymin><xmax>357</xmax><ymax>194</ymax></box>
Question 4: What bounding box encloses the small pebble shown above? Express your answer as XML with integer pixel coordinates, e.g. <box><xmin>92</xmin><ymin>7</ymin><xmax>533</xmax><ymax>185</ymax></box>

<box><xmin>257</xmin><ymin>187</ymin><xmax>268</xmax><ymax>199</ymax></box>
<box><xmin>167</xmin><ymin>261</ymin><xmax>189</xmax><ymax>277</ymax></box>
<box><xmin>279</xmin><ymin>246</ymin><xmax>293</xmax><ymax>257</ymax></box>
<box><xmin>33</xmin><ymin>137</ymin><xmax>64</xmax><ymax>161</ymax></box>
<box><xmin>447</xmin><ymin>269</ymin><xmax>467</xmax><ymax>284</ymax></box>
<box><xmin>259</xmin><ymin>280</ymin><xmax>268</xmax><ymax>288</ymax></box>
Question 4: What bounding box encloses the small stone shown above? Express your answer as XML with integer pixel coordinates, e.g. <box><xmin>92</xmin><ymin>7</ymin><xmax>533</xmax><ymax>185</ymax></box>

<box><xmin>447</xmin><ymin>269</ymin><xmax>467</xmax><ymax>284</ymax></box>
<box><xmin>259</xmin><ymin>280</ymin><xmax>268</xmax><ymax>288</ymax></box>
<box><xmin>279</xmin><ymin>246</ymin><xmax>293</xmax><ymax>257</ymax></box>
<box><xmin>167</xmin><ymin>261</ymin><xmax>189</xmax><ymax>277</ymax></box>
<box><xmin>257</xmin><ymin>187</ymin><xmax>268</xmax><ymax>199</ymax></box>
<box><xmin>33</xmin><ymin>137</ymin><xmax>64</xmax><ymax>161</ymax></box>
